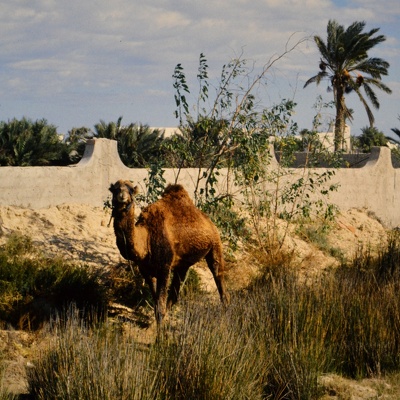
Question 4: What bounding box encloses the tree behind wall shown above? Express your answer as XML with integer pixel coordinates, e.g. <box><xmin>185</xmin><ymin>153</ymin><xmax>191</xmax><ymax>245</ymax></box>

<box><xmin>304</xmin><ymin>20</ymin><xmax>391</xmax><ymax>151</ymax></box>
<box><xmin>354</xmin><ymin>126</ymin><xmax>388</xmax><ymax>153</ymax></box>
<box><xmin>0</xmin><ymin>118</ymin><xmax>71</xmax><ymax>166</ymax></box>
<box><xmin>93</xmin><ymin>117</ymin><xmax>165</xmax><ymax>168</ymax></box>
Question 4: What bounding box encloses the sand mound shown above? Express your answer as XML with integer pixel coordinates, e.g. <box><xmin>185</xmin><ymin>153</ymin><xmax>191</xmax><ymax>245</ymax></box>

<box><xmin>0</xmin><ymin>203</ymin><xmax>388</xmax><ymax>290</ymax></box>
<box><xmin>0</xmin><ymin>204</ymin><xmax>121</xmax><ymax>267</ymax></box>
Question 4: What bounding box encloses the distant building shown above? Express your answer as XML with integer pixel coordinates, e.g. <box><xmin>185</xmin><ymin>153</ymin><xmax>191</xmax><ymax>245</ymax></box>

<box><xmin>386</xmin><ymin>140</ymin><xmax>399</xmax><ymax>151</ymax></box>
<box><xmin>317</xmin><ymin>124</ymin><xmax>351</xmax><ymax>152</ymax></box>
<box><xmin>151</xmin><ymin>127</ymin><xmax>181</xmax><ymax>138</ymax></box>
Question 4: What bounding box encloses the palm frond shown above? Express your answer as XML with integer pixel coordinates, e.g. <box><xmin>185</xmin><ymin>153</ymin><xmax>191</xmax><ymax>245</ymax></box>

<box><xmin>354</xmin><ymin>88</ymin><xmax>375</xmax><ymax>126</ymax></box>
<box><xmin>356</xmin><ymin>56</ymin><xmax>389</xmax><ymax>73</ymax></box>
<box><xmin>343</xmin><ymin>103</ymin><xmax>354</xmax><ymax>122</ymax></box>
<box><xmin>363</xmin><ymin>30</ymin><xmax>386</xmax><ymax>51</ymax></box>
<box><xmin>314</xmin><ymin>35</ymin><xmax>329</xmax><ymax>61</ymax></box>
<box><xmin>346</xmin><ymin>21</ymin><xmax>366</xmax><ymax>37</ymax></box>
<box><xmin>363</xmin><ymin>77</ymin><xmax>392</xmax><ymax>94</ymax></box>
<box><xmin>303</xmin><ymin>72</ymin><xmax>328</xmax><ymax>88</ymax></box>
<box><xmin>363</xmin><ymin>82</ymin><xmax>380</xmax><ymax>109</ymax></box>
<box><xmin>391</xmin><ymin>127</ymin><xmax>400</xmax><ymax>140</ymax></box>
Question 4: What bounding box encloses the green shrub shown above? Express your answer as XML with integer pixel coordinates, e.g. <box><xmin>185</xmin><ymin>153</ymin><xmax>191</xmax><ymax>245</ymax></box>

<box><xmin>0</xmin><ymin>233</ymin><xmax>108</xmax><ymax>329</ymax></box>
<box><xmin>178</xmin><ymin>268</ymin><xmax>203</xmax><ymax>299</ymax></box>
<box><xmin>296</xmin><ymin>220</ymin><xmax>344</xmax><ymax>261</ymax></box>
<box><xmin>107</xmin><ymin>262</ymin><xmax>153</xmax><ymax>310</ymax></box>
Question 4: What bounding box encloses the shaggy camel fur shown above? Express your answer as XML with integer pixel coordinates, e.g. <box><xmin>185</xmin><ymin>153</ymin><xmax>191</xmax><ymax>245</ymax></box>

<box><xmin>109</xmin><ymin>180</ymin><xmax>230</xmax><ymax>324</ymax></box>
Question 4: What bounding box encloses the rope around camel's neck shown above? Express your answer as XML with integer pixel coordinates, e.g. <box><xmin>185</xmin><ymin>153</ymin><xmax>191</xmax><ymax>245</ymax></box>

<box><xmin>108</xmin><ymin>201</ymin><xmax>134</xmax><ymax>227</ymax></box>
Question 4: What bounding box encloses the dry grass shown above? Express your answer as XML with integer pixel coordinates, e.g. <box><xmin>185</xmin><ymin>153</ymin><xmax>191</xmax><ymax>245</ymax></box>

<box><xmin>1</xmin><ymin>216</ymin><xmax>400</xmax><ymax>399</ymax></box>
<box><xmin>23</xmin><ymin>238</ymin><xmax>400</xmax><ymax>399</ymax></box>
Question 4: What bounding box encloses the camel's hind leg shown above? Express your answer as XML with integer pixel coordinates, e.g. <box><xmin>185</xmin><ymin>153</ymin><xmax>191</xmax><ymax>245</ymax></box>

<box><xmin>205</xmin><ymin>247</ymin><xmax>230</xmax><ymax>305</ymax></box>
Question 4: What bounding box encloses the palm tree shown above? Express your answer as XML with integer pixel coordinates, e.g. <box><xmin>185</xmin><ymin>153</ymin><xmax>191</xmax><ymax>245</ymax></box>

<box><xmin>355</xmin><ymin>126</ymin><xmax>388</xmax><ymax>153</ymax></box>
<box><xmin>304</xmin><ymin>20</ymin><xmax>392</xmax><ymax>151</ymax></box>
<box><xmin>65</xmin><ymin>126</ymin><xmax>93</xmax><ymax>163</ymax></box>
<box><xmin>93</xmin><ymin>117</ymin><xmax>165</xmax><ymax>167</ymax></box>
<box><xmin>93</xmin><ymin>116</ymin><xmax>123</xmax><ymax>141</ymax></box>
<box><xmin>0</xmin><ymin>118</ymin><xmax>68</xmax><ymax>166</ymax></box>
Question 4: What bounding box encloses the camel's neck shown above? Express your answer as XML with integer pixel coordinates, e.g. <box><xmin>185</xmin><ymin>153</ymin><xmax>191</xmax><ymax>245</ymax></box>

<box><xmin>112</xmin><ymin>201</ymin><xmax>134</xmax><ymax>219</ymax></box>
<box><xmin>112</xmin><ymin>203</ymin><xmax>147</xmax><ymax>261</ymax></box>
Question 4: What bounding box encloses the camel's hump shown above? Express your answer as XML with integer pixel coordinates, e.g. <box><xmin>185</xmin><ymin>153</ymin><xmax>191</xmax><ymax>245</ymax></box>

<box><xmin>162</xmin><ymin>184</ymin><xmax>190</xmax><ymax>199</ymax></box>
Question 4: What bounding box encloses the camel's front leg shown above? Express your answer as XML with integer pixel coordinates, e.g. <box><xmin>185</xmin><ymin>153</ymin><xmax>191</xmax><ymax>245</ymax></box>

<box><xmin>154</xmin><ymin>269</ymin><xmax>171</xmax><ymax>325</ymax></box>
<box><xmin>206</xmin><ymin>249</ymin><xmax>230</xmax><ymax>306</ymax></box>
<box><xmin>142</xmin><ymin>273</ymin><xmax>157</xmax><ymax>304</ymax></box>
<box><xmin>167</xmin><ymin>265</ymin><xmax>189</xmax><ymax>310</ymax></box>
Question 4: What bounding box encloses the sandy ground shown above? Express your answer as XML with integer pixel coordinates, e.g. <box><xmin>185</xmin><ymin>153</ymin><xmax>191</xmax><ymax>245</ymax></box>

<box><xmin>0</xmin><ymin>204</ymin><xmax>121</xmax><ymax>268</ymax></box>
<box><xmin>0</xmin><ymin>204</ymin><xmax>388</xmax><ymax>282</ymax></box>
<box><xmin>0</xmin><ymin>204</ymin><xmax>393</xmax><ymax>398</ymax></box>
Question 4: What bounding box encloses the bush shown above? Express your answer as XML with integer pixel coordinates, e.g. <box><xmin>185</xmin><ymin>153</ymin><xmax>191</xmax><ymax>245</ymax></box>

<box><xmin>0</xmin><ymin>233</ymin><xmax>108</xmax><ymax>329</ymax></box>
<box><xmin>354</xmin><ymin>126</ymin><xmax>388</xmax><ymax>153</ymax></box>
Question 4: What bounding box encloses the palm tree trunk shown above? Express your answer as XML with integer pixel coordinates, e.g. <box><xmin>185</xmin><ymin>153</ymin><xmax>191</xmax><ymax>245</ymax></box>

<box><xmin>334</xmin><ymin>86</ymin><xmax>346</xmax><ymax>152</ymax></box>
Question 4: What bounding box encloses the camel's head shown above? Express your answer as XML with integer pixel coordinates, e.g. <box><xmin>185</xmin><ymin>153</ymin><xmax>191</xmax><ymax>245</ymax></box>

<box><xmin>109</xmin><ymin>180</ymin><xmax>139</xmax><ymax>209</ymax></box>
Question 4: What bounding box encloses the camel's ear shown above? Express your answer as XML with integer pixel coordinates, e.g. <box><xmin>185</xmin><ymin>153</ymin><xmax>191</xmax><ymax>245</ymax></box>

<box><xmin>132</xmin><ymin>185</ymin><xmax>140</xmax><ymax>196</ymax></box>
<box><xmin>124</xmin><ymin>181</ymin><xmax>139</xmax><ymax>196</ymax></box>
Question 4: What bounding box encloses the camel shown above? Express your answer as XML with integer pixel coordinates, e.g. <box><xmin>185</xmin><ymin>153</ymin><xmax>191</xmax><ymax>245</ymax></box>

<box><xmin>109</xmin><ymin>179</ymin><xmax>230</xmax><ymax>324</ymax></box>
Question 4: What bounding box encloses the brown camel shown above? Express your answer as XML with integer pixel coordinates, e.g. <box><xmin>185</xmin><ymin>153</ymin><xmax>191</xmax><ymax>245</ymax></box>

<box><xmin>109</xmin><ymin>180</ymin><xmax>230</xmax><ymax>324</ymax></box>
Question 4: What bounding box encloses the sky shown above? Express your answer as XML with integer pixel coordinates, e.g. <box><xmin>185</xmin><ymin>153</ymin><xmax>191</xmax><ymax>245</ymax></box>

<box><xmin>1</xmin><ymin>0</ymin><xmax>399</xmax><ymax>139</ymax></box>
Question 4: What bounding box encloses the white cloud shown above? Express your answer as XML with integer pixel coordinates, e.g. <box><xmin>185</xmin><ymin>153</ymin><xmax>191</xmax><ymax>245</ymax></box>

<box><xmin>0</xmin><ymin>0</ymin><xmax>398</xmax><ymax>134</ymax></box>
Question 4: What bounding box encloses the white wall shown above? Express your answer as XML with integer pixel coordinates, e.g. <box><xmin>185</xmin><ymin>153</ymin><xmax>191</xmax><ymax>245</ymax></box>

<box><xmin>0</xmin><ymin>138</ymin><xmax>398</xmax><ymax>228</ymax></box>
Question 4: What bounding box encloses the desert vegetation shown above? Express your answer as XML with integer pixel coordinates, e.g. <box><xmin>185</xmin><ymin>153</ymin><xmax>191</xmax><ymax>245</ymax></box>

<box><xmin>0</xmin><ymin>21</ymin><xmax>398</xmax><ymax>399</ymax></box>
<box><xmin>0</xmin><ymin>233</ymin><xmax>108</xmax><ymax>330</ymax></box>
<box><xmin>1</xmin><ymin>230</ymin><xmax>400</xmax><ymax>399</ymax></box>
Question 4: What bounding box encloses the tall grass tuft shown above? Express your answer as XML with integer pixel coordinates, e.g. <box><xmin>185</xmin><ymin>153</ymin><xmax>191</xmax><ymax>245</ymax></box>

<box><xmin>28</xmin><ymin>308</ymin><xmax>157</xmax><ymax>400</ymax></box>
<box><xmin>0</xmin><ymin>353</ymin><xmax>16</xmax><ymax>400</ymax></box>
<box><xmin>151</xmin><ymin>298</ymin><xmax>272</xmax><ymax>400</ymax></box>
<box><xmin>331</xmin><ymin>233</ymin><xmax>400</xmax><ymax>378</ymax></box>
<box><xmin>28</xmin><ymin>300</ymin><xmax>272</xmax><ymax>400</ymax></box>
<box><xmin>244</xmin><ymin>266</ymin><xmax>335</xmax><ymax>399</ymax></box>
